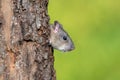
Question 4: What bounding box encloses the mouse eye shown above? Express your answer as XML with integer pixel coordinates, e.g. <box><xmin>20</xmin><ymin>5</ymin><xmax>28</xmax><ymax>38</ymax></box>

<box><xmin>63</xmin><ymin>36</ymin><xmax>67</xmax><ymax>40</ymax></box>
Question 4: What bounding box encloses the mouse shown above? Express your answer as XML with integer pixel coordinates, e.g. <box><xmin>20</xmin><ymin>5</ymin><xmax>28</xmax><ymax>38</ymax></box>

<box><xmin>49</xmin><ymin>21</ymin><xmax>75</xmax><ymax>52</ymax></box>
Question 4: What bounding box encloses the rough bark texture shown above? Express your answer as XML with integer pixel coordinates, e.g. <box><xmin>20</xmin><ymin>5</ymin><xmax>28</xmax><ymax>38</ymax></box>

<box><xmin>0</xmin><ymin>0</ymin><xmax>56</xmax><ymax>80</ymax></box>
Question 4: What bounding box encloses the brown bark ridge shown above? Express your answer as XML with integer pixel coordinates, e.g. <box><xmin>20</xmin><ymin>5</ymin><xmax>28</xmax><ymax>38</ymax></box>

<box><xmin>0</xmin><ymin>0</ymin><xmax>56</xmax><ymax>80</ymax></box>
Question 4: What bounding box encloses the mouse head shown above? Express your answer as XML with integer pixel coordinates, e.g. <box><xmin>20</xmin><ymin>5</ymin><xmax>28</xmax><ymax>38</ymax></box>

<box><xmin>50</xmin><ymin>21</ymin><xmax>75</xmax><ymax>52</ymax></box>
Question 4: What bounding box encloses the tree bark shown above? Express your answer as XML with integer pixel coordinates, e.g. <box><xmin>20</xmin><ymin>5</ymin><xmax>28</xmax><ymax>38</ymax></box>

<box><xmin>0</xmin><ymin>0</ymin><xmax>56</xmax><ymax>80</ymax></box>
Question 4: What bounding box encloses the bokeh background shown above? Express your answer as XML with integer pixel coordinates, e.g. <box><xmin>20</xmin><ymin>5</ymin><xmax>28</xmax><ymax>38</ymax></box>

<box><xmin>48</xmin><ymin>0</ymin><xmax>120</xmax><ymax>80</ymax></box>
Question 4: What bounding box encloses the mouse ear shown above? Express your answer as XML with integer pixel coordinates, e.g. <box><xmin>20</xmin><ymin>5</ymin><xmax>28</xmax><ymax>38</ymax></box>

<box><xmin>54</xmin><ymin>21</ymin><xmax>60</xmax><ymax>33</ymax></box>
<box><xmin>54</xmin><ymin>21</ymin><xmax>59</xmax><ymax>26</ymax></box>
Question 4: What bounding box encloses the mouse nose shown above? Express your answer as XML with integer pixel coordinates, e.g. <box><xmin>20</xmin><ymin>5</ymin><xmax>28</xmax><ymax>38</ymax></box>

<box><xmin>69</xmin><ymin>45</ymin><xmax>75</xmax><ymax>51</ymax></box>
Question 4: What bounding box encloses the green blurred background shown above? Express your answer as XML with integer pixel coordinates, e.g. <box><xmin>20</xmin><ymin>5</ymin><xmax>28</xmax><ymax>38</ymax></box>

<box><xmin>48</xmin><ymin>0</ymin><xmax>120</xmax><ymax>80</ymax></box>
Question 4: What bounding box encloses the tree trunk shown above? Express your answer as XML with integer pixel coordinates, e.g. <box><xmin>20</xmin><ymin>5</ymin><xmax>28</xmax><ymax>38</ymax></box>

<box><xmin>0</xmin><ymin>0</ymin><xmax>56</xmax><ymax>80</ymax></box>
